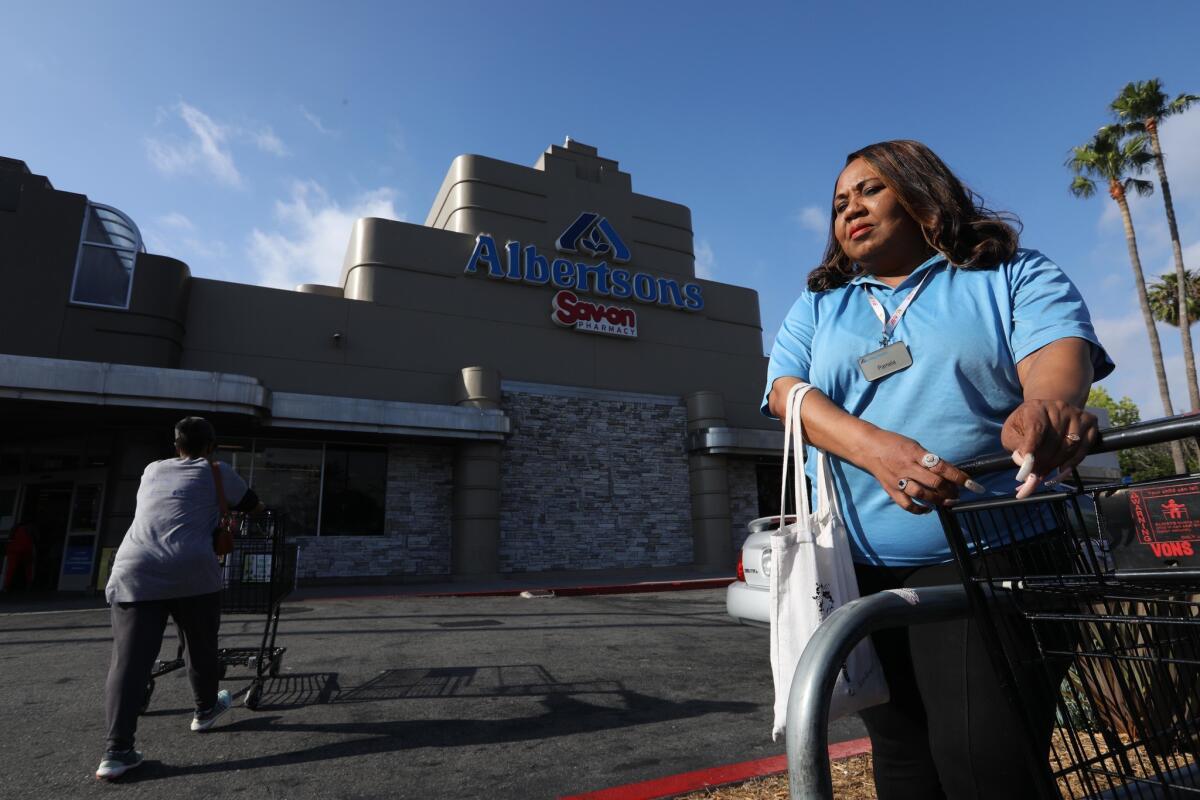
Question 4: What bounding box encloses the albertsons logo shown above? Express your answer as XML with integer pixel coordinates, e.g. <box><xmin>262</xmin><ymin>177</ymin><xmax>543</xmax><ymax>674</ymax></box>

<box><xmin>555</xmin><ymin>212</ymin><xmax>631</xmax><ymax>263</ymax></box>
<box><xmin>463</xmin><ymin>212</ymin><xmax>704</xmax><ymax>312</ymax></box>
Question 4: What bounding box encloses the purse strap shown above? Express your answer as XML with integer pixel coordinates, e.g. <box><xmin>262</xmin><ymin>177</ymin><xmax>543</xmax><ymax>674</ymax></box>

<box><xmin>780</xmin><ymin>382</ymin><xmax>816</xmax><ymax>527</ymax></box>
<box><xmin>210</xmin><ymin>461</ymin><xmax>229</xmax><ymax>515</ymax></box>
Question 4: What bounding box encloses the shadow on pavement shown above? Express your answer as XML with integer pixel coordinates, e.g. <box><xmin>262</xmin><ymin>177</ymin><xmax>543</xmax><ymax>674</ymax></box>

<box><xmin>118</xmin><ymin>689</ymin><xmax>754</xmax><ymax>782</ymax></box>
<box><xmin>334</xmin><ymin>665</ymin><xmax>622</xmax><ymax>702</ymax></box>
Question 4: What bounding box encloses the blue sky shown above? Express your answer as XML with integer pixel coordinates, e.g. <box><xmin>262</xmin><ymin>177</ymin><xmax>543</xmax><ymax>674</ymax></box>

<box><xmin>3</xmin><ymin>0</ymin><xmax>1199</xmax><ymax>418</ymax></box>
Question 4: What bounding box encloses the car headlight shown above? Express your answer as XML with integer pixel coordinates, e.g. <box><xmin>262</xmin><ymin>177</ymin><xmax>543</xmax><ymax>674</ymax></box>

<box><xmin>760</xmin><ymin>549</ymin><xmax>772</xmax><ymax>578</ymax></box>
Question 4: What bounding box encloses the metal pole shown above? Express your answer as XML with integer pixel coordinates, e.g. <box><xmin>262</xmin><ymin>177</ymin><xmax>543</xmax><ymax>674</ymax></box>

<box><xmin>786</xmin><ymin>585</ymin><xmax>970</xmax><ymax>799</ymax></box>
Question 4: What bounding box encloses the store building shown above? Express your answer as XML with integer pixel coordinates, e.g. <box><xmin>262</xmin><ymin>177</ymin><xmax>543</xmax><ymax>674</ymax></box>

<box><xmin>0</xmin><ymin>141</ymin><xmax>789</xmax><ymax>591</ymax></box>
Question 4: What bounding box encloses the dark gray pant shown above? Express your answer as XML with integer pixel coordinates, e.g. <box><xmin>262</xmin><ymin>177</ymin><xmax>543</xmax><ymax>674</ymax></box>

<box><xmin>854</xmin><ymin>558</ymin><xmax>1066</xmax><ymax>800</ymax></box>
<box><xmin>105</xmin><ymin>592</ymin><xmax>221</xmax><ymax>752</ymax></box>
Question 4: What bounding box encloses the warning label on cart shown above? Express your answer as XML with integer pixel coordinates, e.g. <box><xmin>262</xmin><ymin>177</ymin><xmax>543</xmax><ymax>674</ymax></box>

<box><xmin>1130</xmin><ymin>481</ymin><xmax>1200</xmax><ymax>558</ymax></box>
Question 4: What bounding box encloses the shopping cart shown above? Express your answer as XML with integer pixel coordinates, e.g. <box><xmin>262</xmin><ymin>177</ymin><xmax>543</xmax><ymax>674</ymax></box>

<box><xmin>939</xmin><ymin>416</ymin><xmax>1200</xmax><ymax>799</ymax></box>
<box><xmin>142</xmin><ymin>510</ymin><xmax>297</xmax><ymax>712</ymax></box>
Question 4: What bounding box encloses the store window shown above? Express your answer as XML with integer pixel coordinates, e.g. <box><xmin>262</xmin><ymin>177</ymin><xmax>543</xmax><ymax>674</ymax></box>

<box><xmin>214</xmin><ymin>438</ymin><xmax>387</xmax><ymax>537</ymax></box>
<box><xmin>70</xmin><ymin>203</ymin><xmax>143</xmax><ymax>309</ymax></box>
<box><xmin>321</xmin><ymin>446</ymin><xmax>386</xmax><ymax>536</ymax></box>
<box><xmin>250</xmin><ymin>442</ymin><xmax>323</xmax><ymax>536</ymax></box>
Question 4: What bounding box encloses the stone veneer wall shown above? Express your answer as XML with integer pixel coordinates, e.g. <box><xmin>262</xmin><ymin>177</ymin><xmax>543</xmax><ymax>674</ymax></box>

<box><xmin>727</xmin><ymin>458</ymin><xmax>759</xmax><ymax>553</ymax></box>
<box><xmin>499</xmin><ymin>386</ymin><xmax>692</xmax><ymax>572</ymax></box>
<box><xmin>294</xmin><ymin>442</ymin><xmax>453</xmax><ymax>581</ymax></box>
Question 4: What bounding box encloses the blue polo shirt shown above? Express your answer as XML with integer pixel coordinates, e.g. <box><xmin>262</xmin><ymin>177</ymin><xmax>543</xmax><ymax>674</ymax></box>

<box><xmin>762</xmin><ymin>249</ymin><xmax>1114</xmax><ymax>566</ymax></box>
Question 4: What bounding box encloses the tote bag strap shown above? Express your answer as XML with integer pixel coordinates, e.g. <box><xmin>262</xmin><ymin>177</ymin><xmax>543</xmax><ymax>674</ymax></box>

<box><xmin>780</xmin><ymin>382</ymin><xmax>817</xmax><ymax>526</ymax></box>
<box><xmin>210</xmin><ymin>462</ymin><xmax>229</xmax><ymax>515</ymax></box>
<box><xmin>814</xmin><ymin>444</ymin><xmax>843</xmax><ymax>521</ymax></box>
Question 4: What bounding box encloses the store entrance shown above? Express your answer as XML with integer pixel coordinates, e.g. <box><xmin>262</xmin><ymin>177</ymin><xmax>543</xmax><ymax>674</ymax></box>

<box><xmin>19</xmin><ymin>483</ymin><xmax>72</xmax><ymax>591</ymax></box>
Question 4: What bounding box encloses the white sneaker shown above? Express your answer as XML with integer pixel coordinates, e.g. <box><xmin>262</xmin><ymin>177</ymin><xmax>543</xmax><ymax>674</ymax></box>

<box><xmin>190</xmin><ymin>689</ymin><xmax>233</xmax><ymax>732</ymax></box>
<box><xmin>96</xmin><ymin>748</ymin><xmax>144</xmax><ymax>780</ymax></box>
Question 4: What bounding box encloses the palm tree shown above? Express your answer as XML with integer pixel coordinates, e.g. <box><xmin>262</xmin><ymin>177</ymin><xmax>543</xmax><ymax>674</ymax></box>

<box><xmin>1111</xmin><ymin>79</ymin><xmax>1200</xmax><ymax>412</ymax></box>
<box><xmin>1148</xmin><ymin>269</ymin><xmax>1200</xmax><ymax>328</ymax></box>
<box><xmin>1068</xmin><ymin>128</ymin><xmax>1186</xmax><ymax>474</ymax></box>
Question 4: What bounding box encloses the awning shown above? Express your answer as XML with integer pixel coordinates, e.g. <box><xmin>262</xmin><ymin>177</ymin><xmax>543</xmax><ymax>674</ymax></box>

<box><xmin>0</xmin><ymin>354</ymin><xmax>509</xmax><ymax>441</ymax></box>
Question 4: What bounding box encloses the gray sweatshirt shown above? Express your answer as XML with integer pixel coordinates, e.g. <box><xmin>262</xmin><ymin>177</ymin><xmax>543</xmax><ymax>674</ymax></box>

<box><xmin>106</xmin><ymin>458</ymin><xmax>248</xmax><ymax>603</ymax></box>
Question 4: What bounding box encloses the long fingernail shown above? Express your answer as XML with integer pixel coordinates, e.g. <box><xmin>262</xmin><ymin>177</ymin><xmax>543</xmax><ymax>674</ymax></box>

<box><xmin>965</xmin><ymin>479</ymin><xmax>986</xmax><ymax>494</ymax></box>
<box><xmin>1015</xmin><ymin>454</ymin><xmax>1035</xmax><ymax>482</ymax></box>
<box><xmin>1015</xmin><ymin>473</ymin><xmax>1038</xmax><ymax>499</ymax></box>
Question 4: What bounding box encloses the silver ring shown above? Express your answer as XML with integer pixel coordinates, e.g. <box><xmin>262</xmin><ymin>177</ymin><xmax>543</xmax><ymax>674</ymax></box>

<box><xmin>921</xmin><ymin>453</ymin><xmax>941</xmax><ymax>469</ymax></box>
<box><xmin>897</xmin><ymin>478</ymin><xmax>909</xmax><ymax>491</ymax></box>
<box><xmin>1065</xmin><ymin>433</ymin><xmax>1081</xmax><ymax>444</ymax></box>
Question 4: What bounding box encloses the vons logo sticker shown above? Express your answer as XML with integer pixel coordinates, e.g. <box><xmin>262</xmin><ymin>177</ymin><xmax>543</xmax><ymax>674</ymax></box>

<box><xmin>555</xmin><ymin>212</ymin><xmax>631</xmax><ymax>263</ymax></box>
<box><xmin>551</xmin><ymin>290</ymin><xmax>637</xmax><ymax>338</ymax></box>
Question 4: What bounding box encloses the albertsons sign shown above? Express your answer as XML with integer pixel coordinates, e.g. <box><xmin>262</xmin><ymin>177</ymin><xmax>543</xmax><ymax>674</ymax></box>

<box><xmin>463</xmin><ymin>212</ymin><xmax>705</xmax><ymax>312</ymax></box>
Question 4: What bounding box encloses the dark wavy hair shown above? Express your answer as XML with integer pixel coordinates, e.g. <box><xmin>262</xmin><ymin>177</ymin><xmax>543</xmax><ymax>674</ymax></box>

<box><xmin>807</xmin><ymin>140</ymin><xmax>1021</xmax><ymax>292</ymax></box>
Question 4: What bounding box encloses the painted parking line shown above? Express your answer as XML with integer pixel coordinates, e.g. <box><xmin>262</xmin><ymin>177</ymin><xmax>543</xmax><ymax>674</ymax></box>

<box><xmin>558</xmin><ymin>737</ymin><xmax>872</xmax><ymax>800</ymax></box>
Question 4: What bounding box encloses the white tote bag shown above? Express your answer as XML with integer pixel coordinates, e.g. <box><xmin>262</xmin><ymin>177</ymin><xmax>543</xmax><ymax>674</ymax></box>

<box><xmin>769</xmin><ymin>382</ymin><xmax>888</xmax><ymax>739</ymax></box>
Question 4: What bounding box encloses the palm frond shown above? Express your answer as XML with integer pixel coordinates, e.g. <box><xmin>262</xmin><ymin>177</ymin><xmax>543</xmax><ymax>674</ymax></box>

<box><xmin>1166</xmin><ymin>93</ymin><xmax>1199</xmax><ymax>116</ymax></box>
<box><xmin>1065</xmin><ymin>145</ymin><xmax>1094</xmax><ymax>172</ymax></box>
<box><xmin>1069</xmin><ymin>175</ymin><xmax>1097</xmax><ymax>198</ymax></box>
<box><xmin>1126</xmin><ymin>178</ymin><xmax>1155</xmax><ymax>197</ymax></box>
<box><xmin>1147</xmin><ymin>269</ymin><xmax>1200</xmax><ymax>327</ymax></box>
<box><xmin>1111</xmin><ymin>78</ymin><xmax>1168</xmax><ymax>122</ymax></box>
<box><xmin>1098</xmin><ymin>122</ymin><xmax>1130</xmax><ymax>139</ymax></box>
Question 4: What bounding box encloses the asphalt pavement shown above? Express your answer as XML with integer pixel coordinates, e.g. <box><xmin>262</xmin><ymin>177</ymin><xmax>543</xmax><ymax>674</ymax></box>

<box><xmin>2</xmin><ymin>587</ymin><xmax>865</xmax><ymax>799</ymax></box>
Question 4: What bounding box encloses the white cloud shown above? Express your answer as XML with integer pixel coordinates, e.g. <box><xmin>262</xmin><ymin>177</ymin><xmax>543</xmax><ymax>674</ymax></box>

<box><xmin>143</xmin><ymin>218</ymin><xmax>229</xmax><ymax>269</ymax></box>
<box><xmin>253</xmin><ymin>127</ymin><xmax>288</xmax><ymax>157</ymax></box>
<box><xmin>1159</xmin><ymin>108</ymin><xmax>1200</xmax><ymax>201</ymax></box>
<box><xmin>694</xmin><ymin>239</ymin><xmax>716</xmax><ymax>280</ymax></box>
<box><xmin>1092</xmin><ymin>310</ymin><xmax>1191</xmax><ymax>418</ymax></box>
<box><xmin>146</xmin><ymin>102</ymin><xmax>242</xmax><ymax>187</ymax></box>
<box><xmin>796</xmin><ymin>205</ymin><xmax>829</xmax><ymax>236</ymax></box>
<box><xmin>248</xmin><ymin>180</ymin><xmax>403</xmax><ymax>290</ymax></box>
<box><xmin>145</xmin><ymin>102</ymin><xmax>290</xmax><ymax>186</ymax></box>
<box><xmin>300</xmin><ymin>106</ymin><xmax>337</xmax><ymax>136</ymax></box>
<box><xmin>157</xmin><ymin>211</ymin><xmax>194</xmax><ymax>231</ymax></box>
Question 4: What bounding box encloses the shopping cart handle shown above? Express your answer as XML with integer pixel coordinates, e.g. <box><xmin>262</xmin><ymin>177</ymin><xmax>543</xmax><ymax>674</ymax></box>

<box><xmin>957</xmin><ymin>412</ymin><xmax>1200</xmax><ymax>477</ymax></box>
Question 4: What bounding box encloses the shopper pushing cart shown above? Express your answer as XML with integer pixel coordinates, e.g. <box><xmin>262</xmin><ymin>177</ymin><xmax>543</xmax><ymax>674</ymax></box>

<box><xmin>96</xmin><ymin>416</ymin><xmax>264</xmax><ymax>781</ymax></box>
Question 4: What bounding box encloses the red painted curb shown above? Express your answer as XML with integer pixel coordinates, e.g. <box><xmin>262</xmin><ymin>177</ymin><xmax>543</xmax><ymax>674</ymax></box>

<box><xmin>558</xmin><ymin>737</ymin><xmax>872</xmax><ymax>800</ymax></box>
<box><xmin>301</xmin><ymin>578</ymin><xmax>735</xmax><ymax>603</ymax></box>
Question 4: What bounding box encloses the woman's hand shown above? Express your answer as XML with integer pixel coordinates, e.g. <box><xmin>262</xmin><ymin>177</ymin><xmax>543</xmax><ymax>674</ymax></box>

<box><xmin>860</xmin><ymin>429</ymin><xmax>980</xmax><ymax>515</ymax></box>
<box><xmin>1001</xmin><ymin>399</ymin><xmax>1098</xmax><ymax>496</ymax></box>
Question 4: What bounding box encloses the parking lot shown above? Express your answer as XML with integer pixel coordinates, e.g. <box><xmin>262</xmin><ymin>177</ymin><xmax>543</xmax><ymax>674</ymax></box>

<box><xmin>2</xmin><ymin>587</ymin><xmax>864</xmax><ymax>799</ymax></box>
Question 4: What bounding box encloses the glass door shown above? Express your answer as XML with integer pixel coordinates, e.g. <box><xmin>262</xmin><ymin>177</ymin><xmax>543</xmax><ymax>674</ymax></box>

<box><xmin>57</xmin><ymin>475</ymin><xmax>106</xmax><ymax>591</ymax></box>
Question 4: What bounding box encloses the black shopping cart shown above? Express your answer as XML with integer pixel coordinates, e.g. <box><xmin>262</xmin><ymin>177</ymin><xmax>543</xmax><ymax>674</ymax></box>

<box><xmin>143</xmin><ymin>510</ymin><xmax>296</xmax><ymax>712</ymax></box>
<box><xmin>940</xmin><ymin>416</ymin><xmax>1200</xmax><ymax>799</ymax></box>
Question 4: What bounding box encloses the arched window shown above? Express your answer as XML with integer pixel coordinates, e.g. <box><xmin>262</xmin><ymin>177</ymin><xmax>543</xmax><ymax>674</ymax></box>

<box><xmin>70</xmin><ymin>203</ymin><xmax>144</xmax><ymax>309</ymax></box>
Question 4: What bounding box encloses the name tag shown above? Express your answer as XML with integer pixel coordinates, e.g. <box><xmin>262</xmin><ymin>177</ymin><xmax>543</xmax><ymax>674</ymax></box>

<box><xmin>858</xmin><ymin>341</ymin><xmax>913</xmax><ymax>382</ymax></box>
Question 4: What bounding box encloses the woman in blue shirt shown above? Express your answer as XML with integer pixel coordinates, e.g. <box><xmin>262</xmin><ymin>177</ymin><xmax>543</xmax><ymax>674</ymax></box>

<box><xmin>764</xmin><ymin>140</ymin><xmax>1113</xmax><ymax>799</ymax></box>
